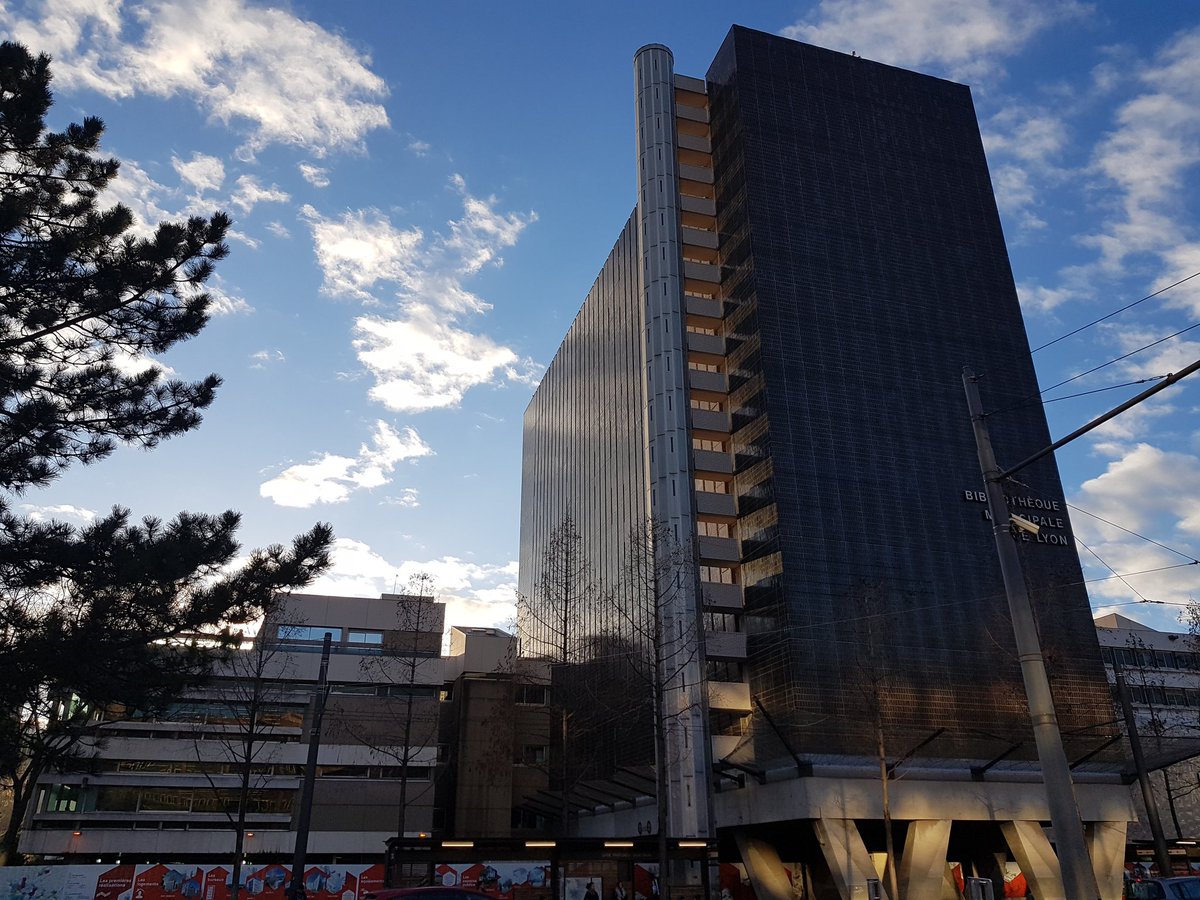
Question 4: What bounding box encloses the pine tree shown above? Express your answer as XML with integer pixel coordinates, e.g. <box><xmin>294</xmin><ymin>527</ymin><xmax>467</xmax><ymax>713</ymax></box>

<box><xmin>0</xmin><ymin>42</ymin><xmax>333</xmax><ymax>863</ymax></box>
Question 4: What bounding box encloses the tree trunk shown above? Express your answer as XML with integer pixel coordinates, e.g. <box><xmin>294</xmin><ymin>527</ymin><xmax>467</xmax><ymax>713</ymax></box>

<box><xmin>876</xmin><ymin>710</ymin><xmax>898</xmax><ymax>900</ymax></box>
<box><xmin>0</xmin><ymin>769</ymin><xmax>32</xmax><ymax>865</ymax></box>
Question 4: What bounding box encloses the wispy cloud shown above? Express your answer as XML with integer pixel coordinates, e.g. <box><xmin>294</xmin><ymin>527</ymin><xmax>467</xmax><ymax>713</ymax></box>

<box><xmin>172</xmin><ymin>151</ymin><xmax>225</xmax><ymax>194</ymax></box>
<box><xmin>260</xmin><ymin>421</ymin><xmax>432</xmax><ymax>508</ymax></box>
<box><xmin>250</xmin><ymin>348</ymin><xmax>286</xmax><ymax>369</ymax></box>
<box><xmin>298</xmin><ymin>163</ymin><xmax>331</xmax><ymax>188</ymax></box>
<box><xmin>17</xmin><ymin>503</ymin><xmax>97</xmax><ymax>526</ymax></box>
<box><xmin>1</xmin><ymin>0</ymin><xmax>390</xmax><ymax>157</ymax></box>
<box><xmin>307</xmin><ymin>538</ymin><xmax>518</xmax><ymax>632</ymax></box>
<box><xmin>781</xmin><ymin>0</ymin><xmax>1089</xmax><ymax>82</ymax></box>
<box><xmin>302</xmin><ymin>175</ymin><xmax>539</xmax><ymax>413</ymax></box>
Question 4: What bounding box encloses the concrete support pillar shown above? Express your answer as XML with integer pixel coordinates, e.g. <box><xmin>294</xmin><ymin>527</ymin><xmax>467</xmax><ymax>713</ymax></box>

<box><xmin>1087</xmin><ymin>821</ymin><xmax>1128</xmax><ymax>900</ymax></box>
<box><xmin>813</xmin><ymin>818</ymin><xmax>889</xmax><ymax>899</ymax></box>
<box><xmin>732</xmin><ymin>832</ymin><xmax>792</xmax><ymax>900</ymax></box>
<box><xmin>1000</xmin><ymin>821</ymin><xmax>1065</xmax><ymax>900</ymax></box>
<box><xmin>898</xmin><ymin>820</ymin><xmax>951</xmax><ymax>900</ymax></box>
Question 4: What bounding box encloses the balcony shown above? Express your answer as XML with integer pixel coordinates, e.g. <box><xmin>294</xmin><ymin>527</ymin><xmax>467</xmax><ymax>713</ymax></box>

<box><xmin>711</xmin><ymin>734</ymin><xmax>742</xmax><ymax>762</ymax></box>
<box><xmin>684</xmin><ymin>259</ymin><xmax>720</xmax><ymax>283</ymax></box>
<box><xmin>678</xmin><ymin>163</ymin><xmax>713</xmax><ymax>185</ymax></box>
<box><xmin>690</xmin><ymin>406</ymin><xmax>729</xmax><ymax>433</ymax></box>
<box><xmin>708</xmin><ymin>680</ymin><xmax>752</xmax><ymax>713</ymax></box>
<box><xmin>687</xmin><ymin>331</ymin><xmax>724</xmax><ymax>356</ymax></box>
<box><xmin>676</xmin><ymin>104</ymin><xmax>710</xmax><ymax>124</ymax></box>
<box><xmin>678</xmin><ymin>133</ymin><xmax>712</xmax><ymax>154</ymax></box>
<box><xmin>681</xmin><ymin>195</ymin><xmax>716</xmax><ymax>217</ymax></box>
<box><xmin>698</xmin><ymin>535</ymin><xmax>739</xmax><ymax>562</ymax></box>
<box><xmin>681</xmin><ymin>226</ymin><xmax>718</xmax><ymax>250</ymax></box>
<box><xmin>701</xmin><ymin>582</ymin><xmax>744</xmax><ymax>610</ymax></box>
<box><xmin>688</xmin><ymin>369</ymin><xmax>727</xmax><ymax>394</ymax></box>
<box><xmin>705</xmin><ymin>631</ymin><xmax>748</xmax><ymax>661</ymax></box>
<box><xmin>693</xmin><ymin>448</ymin><xmax>732</xmax><ymax>474</ymax></box>
<box><xmin>695</xmin><ymin>491</ymin><xmax>736</xmax><ymax>517</ymax></box>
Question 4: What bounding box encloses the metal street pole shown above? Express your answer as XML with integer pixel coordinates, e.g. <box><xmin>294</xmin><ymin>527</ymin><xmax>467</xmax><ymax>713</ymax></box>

<box><xmin>289</xmin><ymin>633</ymin><xmax>333</xmax><ymax>900</ymax></box>
<box><xmin>963</xmin><ymin>368</ymin><xmax>1100</xmax><ymax>900</ymax></box>
<box><xmin>1112</xmin><ymin>658</ymin><xmax>1173</xmax><ymax>875</ymax></box>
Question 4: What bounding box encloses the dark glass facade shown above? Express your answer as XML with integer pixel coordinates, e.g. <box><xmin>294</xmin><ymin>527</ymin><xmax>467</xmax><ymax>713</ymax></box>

<box><xmin>706</xmin><ymin>27</ymin><xmax>1114</xmax><ymax>760</ymax></box>
<box><xmin>518</xmin><ymin>25</ymin><xmax>1117</xmax><ymax>783</ymax></box>
<box><xmin>518</xmin><ymin>213</ymin><xmax>648</xmax><ymax>658</ymax></box>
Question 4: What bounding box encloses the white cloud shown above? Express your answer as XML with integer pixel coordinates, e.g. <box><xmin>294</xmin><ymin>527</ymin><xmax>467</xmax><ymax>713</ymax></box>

<box><xmin>17</xmin><ymin>503</ymin><xmax>98</xmax><ymax>526</ymax></box>
<box><xmin>172</xmin><ymin>152</ymin><xmax>225</xmax><ymax>194</ymax></box>
<box><xmin>250</xmin><ymin>348</ymin><xmax>285</xmax><ymax>368</ymax></box>
<box><xmin>259</xmin><ymin>421</ymin><xmax>432</xmax><ymax>507</ymax></box>
<box><xmin>382</xmin><ymin>488</ymin><xmax>420</xmax><ymax>508</ymax></box>
<box><xmin>266</xmin><ymin>221</ymin><xmax>291</xmax><ymax>239</ymax></box>
<box><xmin>229</xmin><ymin>175</ymin><xmax>289</xmax><ymax>213</ymax></box>
<box><xmin>298</xmin><ymin>163</ymin><xmax>331</xmax><ymax>188</ymax></box>
<box><xmin>306</xmin><ymin>538</ymin><xmax>518</xmax><ymax>633</ymax></box>
<box><xmin>354</xmin><ymin>308</ymin><xmax>531</xmax><ymax>413</ymax></box>
<box><xmin>207</xmin><ymin>277</ymin><xmax>253</xmax><ymax>315</ymax></box>
<box><xmin>2</xmin><ymin>0</ymin><xmax>390</xmax><ymax>157</ymax></box>
<box><xmin>301</xmin><ymin>204</ymin><xmax>424</xmax><ymax>301</ymax></box>
<box><xmin>781</xmin><ymin>0</ymin><xmax>1088</xmax><ymax>82</ymax></box>
<box><xmin>302</xmin><ymin>176</ymin><xmax>540</xmax><ymax>413</ymax></box>
<box><xmin>407</xmin><ymin>139</ymin><xmax>431</xmax><ymax>157</ymax></box>
<box><xmin>445</xmin><ymin>174</ymin><xmax>534</xmax><ymax>274</ymax></box>
<box><xmin>1070</xmin><ymin>443</ymin><xmax>1200</xmax><ymax>612</ymax></box>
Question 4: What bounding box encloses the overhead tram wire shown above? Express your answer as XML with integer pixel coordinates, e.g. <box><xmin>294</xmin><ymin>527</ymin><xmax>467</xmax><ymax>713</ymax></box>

<box><xmin>1067</xmin><ymin>502</ymin><xmax>1200</xmax><ymax>563</ymax></box>
<box><xmin>1031</xmin><ymin>270</ymin><xmax>1200</xmax><ymax>354</ymax></box>
<box><xmin>1073</xmin><ymin>535</ymin><xmax>1151</xmax><ymax>605</ymax></box>
<box><xmin>985</xmin><ymin>318</ymin><xmax>1200</xmax><ymax>420</ymax></box>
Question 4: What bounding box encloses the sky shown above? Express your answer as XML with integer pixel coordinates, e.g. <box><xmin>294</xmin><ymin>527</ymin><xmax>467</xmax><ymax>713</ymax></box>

<box><xmin>3</xmin><ymin>0</ymin><xmax>1198</xmax><ymax>635</ymax></box>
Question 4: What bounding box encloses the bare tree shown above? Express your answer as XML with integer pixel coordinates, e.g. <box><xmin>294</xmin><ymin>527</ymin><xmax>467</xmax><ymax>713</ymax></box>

<box><xmin>602</xmin><ymin>519</ymin><xmax>706</xmax><ymax>900</ymax></box>
<box><xmin>186</xmin><ymin>600</ymin><xmax>304</xmax><ymax>900</ymax></box>
<box><xmin>517</xmin><ymin>514</ymin><xmax>597</xmax><ymax>834</ymax></box>
<box><xmin>353</xmin><ymin>575</ymin><xmax>443</xmax><ymax>840</ymax></box>
<box><xmin>847</xmin><ymin>580</ymin><xmax>899</xmax><ymax>900</ymax></box>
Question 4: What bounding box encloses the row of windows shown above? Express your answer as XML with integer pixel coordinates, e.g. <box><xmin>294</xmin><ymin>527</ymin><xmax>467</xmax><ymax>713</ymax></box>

<box><xmin>277</xmin><ymin>625</ymin><xmax>384</xmax><ymax>645</ymax></box>
<box><xmin>1102</xmin><ymin>646</ymin><xmax>1200</xmax><ymax>672</ymax></box>
<box><xmin>690</xmin><ymin>398</ymin><xmax>722</xmax><ymax>411</ymax></box>
<box><xmin>1128</xmin><ymin>685</ymin><xmax>1200</xmax><ymax>708</ymax></box>
<box><xmin>697</xmin><ymin>521</ymin><xmax>731</xmax><ymax>538</ymax></box>
<box><xmin>700</xmin><ymin>565</ymin><xmax>736</xmax><ymax>584</ymax></box>
<box><xmin>41</xmin><ymin>785</ymin><xmax>295</xmax><ymax>816</ymax></box>
<box><xmin>694</xmin><ymin>437</ymin><xmax>725</xmax><ymax>452</ymax></box>
<box><xmin>695</xmin><ymin>478</ymin><xmax>728</xmax><ymax>494</ymax></box>
<box><xmin>689</xmin><ymin>360</ymin><xmax>722</xmax><ymax>373</ymax></box>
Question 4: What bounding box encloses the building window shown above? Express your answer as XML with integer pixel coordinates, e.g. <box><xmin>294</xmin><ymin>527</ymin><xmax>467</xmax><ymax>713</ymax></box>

<box><xmin>697</xmin><ymin>520</ymin><xmax>730</xmax><ymax>538</ymax></box>
<box><xmin>686</xmin><ymin>324</ymin><xmax>718</xmax><ymax>336</ymax></box>
<box><xmin>277</xmin><ymin>625</ymin><xmax>342</xmax><ymax>643</ymax></box>
<box><xmin>522</xmin><ymin>745</ymin><xmax>549</xmax><ymax>766</ymax></box>
<box><xmin>515</xmin><ymin>684</ymin><xmax>549</xmax><ymax>705</ymax></box>
<box><xmin>348</xmin><ymin>629</ymin><xmax>383</xmax><ymax>645</ymax></box>
<box><xmin>689</xmin><ymin>361</ymin><xmax>721</xmax><ymax>373</ymax></box>
<box><xmin>690</xmin><ymin>398</ymin><xmax>722</xmax><ymax>411</ymax></box>
<box><xmin>705</xmin><ymin>612</ymin><xmax>739</xmax><ymax>632</ymax></box>
<box><xmin>693</xmin><ymin>438</ymin><xmax>725</xmax><ymax>452</ymax></box>
<box><xmin>699</xmin><ymin>565</ymin><xmax>735</xmax><ymax>584</ymax></box>
<box><xmin>695</xmin><ymin>478</ymin><xmax>728</xmax><ymax>494</ymax></box>
<box><xmin>707</xmin><ymin>661</ymin><xmax>743</xmax><ymax>682</ymax></box>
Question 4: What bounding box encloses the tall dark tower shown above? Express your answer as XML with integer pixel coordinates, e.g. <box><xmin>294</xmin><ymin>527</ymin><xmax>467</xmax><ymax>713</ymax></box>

<box><xmin>519</xmin><ymin>25</ymin><xmax>1130</xmax><ymax>897</ymax></box>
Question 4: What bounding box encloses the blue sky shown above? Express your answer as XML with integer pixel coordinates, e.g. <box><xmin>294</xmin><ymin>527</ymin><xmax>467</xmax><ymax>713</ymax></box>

<box><xmin>4</xmin><ymin>0</ymin><xmax>1198</xmax><ymax>633</ymax></box>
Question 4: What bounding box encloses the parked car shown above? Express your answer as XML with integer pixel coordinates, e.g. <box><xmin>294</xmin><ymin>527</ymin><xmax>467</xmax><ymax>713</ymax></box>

<box><xmin>1127</xmin><ymin>877</ymin><xmax>1200</xmax><ymax>899</ymax></box>
<box><xmin>363</xmin><ymin>889</ymin><xmax>495</xmax><ymax>900</ymax></box>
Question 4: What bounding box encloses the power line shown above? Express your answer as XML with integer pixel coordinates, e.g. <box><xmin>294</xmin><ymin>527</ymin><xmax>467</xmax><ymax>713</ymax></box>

<box><xmin>1037</xmin><ymin>319</ymin><xmax>1200</xmax><ymax>397</ymax></box>
<box><xmin>1066</xmin><ymin>502</ymin><xmax>1200</xmax><ymax>563</ymax></box>
<box><xmin>1032</xmin><ymin>270</ymin><xmax>1200</xmax><ymax>354</ymax></box>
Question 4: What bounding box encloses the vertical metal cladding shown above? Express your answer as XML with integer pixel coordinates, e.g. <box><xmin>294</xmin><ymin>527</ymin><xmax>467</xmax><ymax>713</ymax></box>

<box><xmin>634</xmin><ymin>43</ymin><xmax>710</xmax><ymax>838</ymax></box>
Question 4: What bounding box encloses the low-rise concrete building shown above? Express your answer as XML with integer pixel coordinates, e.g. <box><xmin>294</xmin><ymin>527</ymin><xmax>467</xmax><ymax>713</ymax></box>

<box><xmin>20</xmin><ymin>592</ymin><xmax>444</xmax><ymax>863</ymax></box>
